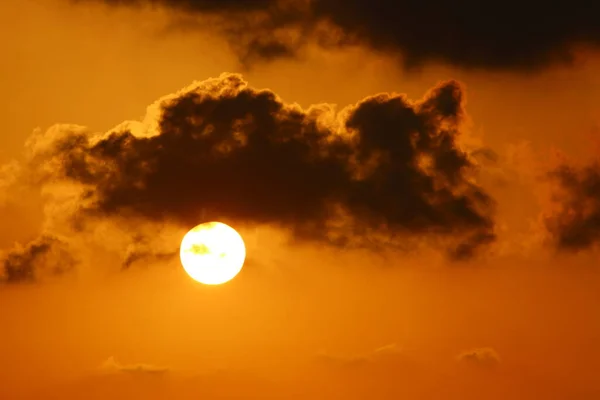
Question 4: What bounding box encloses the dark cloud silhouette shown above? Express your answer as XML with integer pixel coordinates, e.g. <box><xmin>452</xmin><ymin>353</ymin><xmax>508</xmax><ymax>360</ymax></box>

<box><xmin>29</xmin><ymin>73</ymin><xmax>494</xmax><ymax>258</ymax></box>
<box><xmin>1</xmin><ymin>235</ymin><xmax>77</xmax><ymax>283</ymax></box>
<box><xmin>545</xmin><ymin>163</ymin><xmax>600</xmax><ymax>251</ymax></box>
<box><xmin>78</xmin><ymin>0</ymin><xmax>600</xmax><ymax>71</ymax></box>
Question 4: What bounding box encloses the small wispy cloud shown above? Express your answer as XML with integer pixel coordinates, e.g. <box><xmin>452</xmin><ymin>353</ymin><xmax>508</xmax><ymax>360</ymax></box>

<box><xmin>457</xmin><ymin>347</ymin><xmax>501</xmax><ymax>368</ymax></box>
<box><xmin>315</xmin><ymin>343</ymin><xmax>403</xmax><ymax>366</ymax></box>
<box><xmin>99</xmin><ymin>356</ymin><xmax>170</xmax><ymax>375</ymax></box>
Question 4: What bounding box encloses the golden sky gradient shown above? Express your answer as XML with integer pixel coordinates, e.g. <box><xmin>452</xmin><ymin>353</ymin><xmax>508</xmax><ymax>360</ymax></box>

<box><xmin>2</xmin><ymin>0</ymin><xmax>600</xmax><ymax>399</ymax></box>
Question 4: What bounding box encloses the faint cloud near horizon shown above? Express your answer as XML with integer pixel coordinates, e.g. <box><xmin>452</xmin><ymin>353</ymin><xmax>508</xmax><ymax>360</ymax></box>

<box><xmin>457</xmin><ymin>347</ymin><xmax>501</xmax><ymax>368</ymax></box>
<box><xmin>99</xmin><ymin>356</ymin><xmax>170</xmax><ymax>375</ymax></box>
<box><xmin>315</xmin><ymin>343</ymin><xmax>403</xmax><ymax>366</ymax></box>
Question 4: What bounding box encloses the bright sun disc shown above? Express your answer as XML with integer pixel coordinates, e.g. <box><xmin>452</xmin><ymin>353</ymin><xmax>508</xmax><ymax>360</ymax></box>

<box><xmin>180</xmin><ymin>222</ymin><xmax>246</xmax><ymax>285</ymax></box>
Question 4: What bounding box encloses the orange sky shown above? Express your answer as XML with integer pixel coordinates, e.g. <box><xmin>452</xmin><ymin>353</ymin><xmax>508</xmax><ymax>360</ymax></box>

<box><xmin>2</xmin><ymin>1</ymin><xmax>600</xmax><ymax>399</ymax></box>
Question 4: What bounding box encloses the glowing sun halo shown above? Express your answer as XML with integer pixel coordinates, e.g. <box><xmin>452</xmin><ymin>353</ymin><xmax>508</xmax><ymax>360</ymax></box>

<box><xmin>180</xmin><ymin>222</ymin><xmax>246</xmax><ymax>285</ymax></box>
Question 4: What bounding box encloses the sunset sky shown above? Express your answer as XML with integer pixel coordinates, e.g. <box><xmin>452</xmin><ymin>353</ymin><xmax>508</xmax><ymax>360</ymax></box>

<box><xmin>2</xmin><ymin>1</ymin><xmax>600</xmax><ymax>399</ymax></box>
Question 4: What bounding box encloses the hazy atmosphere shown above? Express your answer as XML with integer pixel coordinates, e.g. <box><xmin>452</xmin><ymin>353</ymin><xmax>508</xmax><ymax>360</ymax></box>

<box><xmin>2</xmin><ymin>1</ymin><xmax>600</xmax><ymax>398</ymax></box>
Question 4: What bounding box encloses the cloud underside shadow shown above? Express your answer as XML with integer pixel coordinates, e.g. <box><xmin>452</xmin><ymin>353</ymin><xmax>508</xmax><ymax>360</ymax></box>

<box><xmin>80</xmin><ymin>0</ymin><xmax>600</xmax><ymax>71</ymax></box>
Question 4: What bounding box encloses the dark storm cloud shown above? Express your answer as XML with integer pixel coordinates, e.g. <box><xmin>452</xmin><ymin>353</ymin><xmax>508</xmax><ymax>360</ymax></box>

<box><xmin>1</xmin><ymin>235</ymin><xmax>77</xmax><ymax>283</ymax></box>
<box><xmin>79</xmin><ymin>0</ymin><xmax>600</xmax><ymax>71</ymax></box>
<box><xmin>33</xmin><ymin>73</ymin><xmax>495</xmax><ymax>258</ymax></box>
<box><xmin>545</xmin><ymin>163</ymin><xmax>600</xmax><ymax>251</ymax></box>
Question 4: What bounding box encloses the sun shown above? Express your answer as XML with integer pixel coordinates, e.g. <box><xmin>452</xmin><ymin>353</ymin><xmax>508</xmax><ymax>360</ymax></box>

<box><xmin>179</xmin><ymin>222</ymin><xmax>246</xmax><ymax>285</ymax></box>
